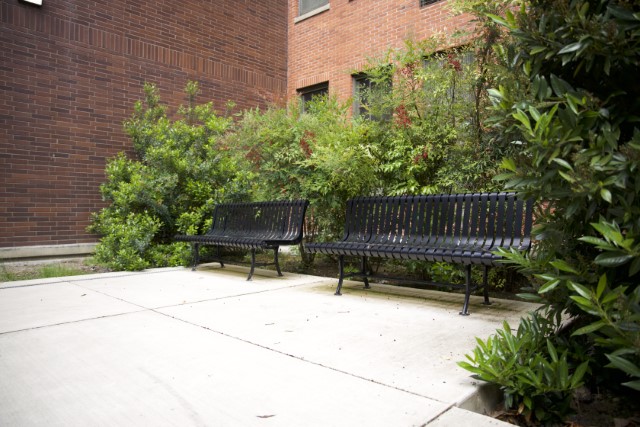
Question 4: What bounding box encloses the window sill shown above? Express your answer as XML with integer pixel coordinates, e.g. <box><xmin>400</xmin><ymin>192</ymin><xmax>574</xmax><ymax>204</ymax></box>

<box><xmin>294</xmin><ymin>4</ymin><xmax>330</xmax><ymax>24</ymax></box>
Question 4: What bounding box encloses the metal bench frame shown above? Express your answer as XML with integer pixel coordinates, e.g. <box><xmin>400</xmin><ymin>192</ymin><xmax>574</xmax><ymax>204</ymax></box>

<box><xmin>176</xmin><ymin>200</ymin><xmax>309</xmax><ymax>280</ymax></box>
<box><xmin>305</xmin><ymin>192</ymin><xmax>533</xmax><ymax>315</ymax></box>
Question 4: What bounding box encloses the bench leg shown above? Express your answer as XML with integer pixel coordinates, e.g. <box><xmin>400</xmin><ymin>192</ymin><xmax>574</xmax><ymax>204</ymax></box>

<box><xmin>191</xmin><ymin>243</ymin><xmax>200</xmax><ymax>271</ymax></box>
<box><xmin>217</xmin><ymin>245</ymin><xmax>225</xmax><ymax>268</ymax></box>
<box><xmin>335</xmin><ymin>255</ymin><xmax>345</xmax><ymax>296</ymax></box>
<box><xmin>273</xmin><ymin>246</ymin><xmax>283</xmax><ymax>277</ymax></box>
<box><xmin>247</xmin><ymin>249</ymin><xmax>256</xmax><ymax>281</ymax></box>
<box><xmin>460</xmin><ymin>264</ymin><xmax>472</xmax><ymax>316</ymax></box>
<box><xmin>482</xmin><ymin>266</ymin><xmax>492</xmax><ymax>306</ymax></box>
<box><xmin>361</xmin><ymin>256</ymin><xmax>370</xmax><ymax>289</ymax></box>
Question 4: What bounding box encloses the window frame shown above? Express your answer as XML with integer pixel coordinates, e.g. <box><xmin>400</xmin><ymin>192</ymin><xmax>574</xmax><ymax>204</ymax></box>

<box><xmin>297</xmin><ymin>82</ymin><xmax>329</xmax><ymax>113</ymax></box>
<box><xmin>299</xmin><ymin>0</ymin><xmax>329</xmax><ymax>17</ymax></box>
<box><xmin>419</xmin><ymin>0</ymin><xmax>441</xmax><ymax>7</ymax></box>
<box><xmin>352</xmin><ymin>73</ymin><xmax>373</xmax><ymax>119</ymax></box>
<box><xmin>352</xmin><ymin>69</ymin><xmax>392</xmax><ymax>121</ymax></box>
<box><xmin>422</xmin><ymin>49</ymin><xmax>475</xmax><ymax>105</ymax></box>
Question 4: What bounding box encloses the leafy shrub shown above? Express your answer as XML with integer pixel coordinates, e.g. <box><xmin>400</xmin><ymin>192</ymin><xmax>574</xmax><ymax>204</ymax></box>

<box><xmin>91</xmin><ymin>211</ymin><xmax>160</xmax><ymax>271</ymax></box>
<box><xmin>88</xmin><ymin>82</ymin><xmax>250</xmax><ymax>270</ymax></box>
<box><xmin>459</xmin><ymin>313</ymin><xmax>589</xmax><ymax>424</ymax></box>
<box><xmin>362</xmin><ymin>38</ymin><xmax>508</xmax><ymax>195</ymax></box>
<box><xmin>490</xmin><ymin>0</ymin><xmax>640</xmax><ymax>391</ymax></box>
<box><xmin>225</xmin><ymin>96</ymin><xmax>381</xmax><ymax>265</ymax></box>
<box><xmin>457</xmin><ymin>0</ymin><xmax>640</xmax><ymax>419</ymax></box>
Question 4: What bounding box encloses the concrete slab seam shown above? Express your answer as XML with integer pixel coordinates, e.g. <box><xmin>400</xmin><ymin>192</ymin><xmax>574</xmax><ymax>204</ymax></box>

<box><xmin>0</xmin><ymin>310</ymin><xmax>148</xmax><ymax>336</ymax></box>
<box><xmin>154</xmin><ymin>308</ymin><xmax>452</xmax><ymax>407</ymax></box>
<box><xmin>70</xmin><ymin>275</ymin><xmax>330</xmax><ymax>311</ymax></box>
<box><xmin>0</xmin><ymin>267</ymin><xmax>184</xmax><ymax>289</ymax></box>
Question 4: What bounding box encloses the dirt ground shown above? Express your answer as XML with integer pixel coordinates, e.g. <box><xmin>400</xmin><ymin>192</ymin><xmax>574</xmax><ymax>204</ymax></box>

<box><xmin>0</xmin><ymin>257</ymin><xmax>110</xmax><ymax>282</ymax></box>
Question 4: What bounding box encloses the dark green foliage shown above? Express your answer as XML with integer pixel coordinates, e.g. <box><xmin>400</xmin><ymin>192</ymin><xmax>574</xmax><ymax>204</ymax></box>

<box><xmin>88</xmin><ymin>82</ymin><xmax>251</xmax><ymax>270</ymax></box>
<box><xmin>460</xmin><ymin>0</ymin><xmax>640</xmax><ymax>421</ymax></box>
<box><xmin>361</xmin><ymin>37</ymin><xmax>512</xmax><ymax>195</ymax></box>
<box><xmin>225</xmin><ymin>96</ymin><xmax>381</xmax><ymax>266</ymax></box>
<box><xmin>459</xmin><ymin>313</ymin><xmax>589</xmax><ymax>424</ymax></box>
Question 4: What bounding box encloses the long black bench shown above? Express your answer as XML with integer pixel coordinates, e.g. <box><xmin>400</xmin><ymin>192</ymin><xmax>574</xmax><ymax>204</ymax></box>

<box><xmin>175</xmin><ymin>200</ymin><xmax>309</xmax><ymax>280</ymax></box>
<box><xmin>304</xmin><ymin>192</ymin><xmax>533</xmax><ymax>315</ymax></box>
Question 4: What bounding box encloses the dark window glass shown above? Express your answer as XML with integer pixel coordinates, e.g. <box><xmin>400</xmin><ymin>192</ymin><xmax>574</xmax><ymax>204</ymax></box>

<box><xmin>353</xmin><ymin>72</ymin><xmax>392</xmax><ymax>121</ymax></box>
<box><xmin>420</xmin><ymin>0</ymin><xmax>441</xmax><ymax>7</ymax></box>
<box><xmin>300</xmin><ymin>0</ymin><xmax>329</xmax><ymax>16</ymax></box>
<box><xmin>423</xmin><ymin>51</ymin><xmax>475</xmax><ymax>103</ymax></box>
<box><xmin>298</xmin><ymin>82</ymin><xmax>328</xmax><ymax>112</ymax></box>
<box><xmin>353</xmin><ymin>75</ymin><xmax>372</xmax><ymax>118</ymax></box>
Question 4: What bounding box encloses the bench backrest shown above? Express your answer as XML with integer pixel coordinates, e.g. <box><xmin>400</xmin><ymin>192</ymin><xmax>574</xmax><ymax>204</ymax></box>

<box><xmin>208</xmin><ymin>200</ymin><xmax>309</xmax><ymax>244</ymax></box>
<box><xmin>342</xmin><ymin>193</ymin><xmax>533</xmax><ymax>250</ymax></box>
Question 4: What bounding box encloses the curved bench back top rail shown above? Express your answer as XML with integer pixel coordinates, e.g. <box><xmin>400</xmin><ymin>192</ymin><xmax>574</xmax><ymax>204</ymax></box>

<box><xmin>208</xmin><ymin>199</ymin><xmax>309</xmax><ymax>244</ymax></box>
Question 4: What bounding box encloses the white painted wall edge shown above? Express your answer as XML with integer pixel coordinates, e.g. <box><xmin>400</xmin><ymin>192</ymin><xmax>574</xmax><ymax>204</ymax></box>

<box><xmin>0</xmin><ymin>243</ymin><xmax>97</xmax><ymax>260</ymax></box>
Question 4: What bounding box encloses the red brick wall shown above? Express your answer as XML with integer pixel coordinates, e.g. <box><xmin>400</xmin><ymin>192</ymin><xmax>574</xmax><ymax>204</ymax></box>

<box><xmin>288</xmin><ymin>0</ymin><xmax>474</xmax><ymax>101</ymax></box>
<box><xmin>0</xmin><ymin>0</ymin><xmax>287</xmax><ymax>249</ymax></box>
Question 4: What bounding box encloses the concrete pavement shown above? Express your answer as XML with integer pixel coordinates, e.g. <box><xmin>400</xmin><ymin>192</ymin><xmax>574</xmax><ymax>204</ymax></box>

<box><xmin>0</xmin><ymin>264</ymin><xmax>536</xmax><ymax>426</ymax></box>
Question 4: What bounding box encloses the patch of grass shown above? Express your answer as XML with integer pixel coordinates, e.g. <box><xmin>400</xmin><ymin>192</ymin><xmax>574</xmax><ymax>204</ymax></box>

<box><xmin>0</xmin><ymin>264</ymin><xmax>20</xmax><ymax>282</ymax></box>
<box><xmin>38</xmin><ymin>264</ymin><xmax>85</xmax><ymax>278</ymax></box>
<box><xmin>0</xmin><ymin>259</ymin><xmax>107</xmax><ymax>283</ymax></box>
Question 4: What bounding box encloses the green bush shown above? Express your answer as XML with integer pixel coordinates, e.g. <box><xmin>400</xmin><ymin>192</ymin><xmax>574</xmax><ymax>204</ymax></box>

<box><xmin>362</xmin><ymin>37</ymin><xmax>510</xmax><ymax>195</ymax></box>
<box><xmin>459</xmin><ymin>313</ymin><xmax>589</xmax><ymax>424</ymax></box>
<box><xmin>225</xmin><ymin>96</ymin><xmax>381</xmax><ymax>266</ymax></box>
<box><xmin>459</xmin><ymin>0</ymin><xmax>640</xmax><ymax>420</ymax></box>
<box><xmin>88</xmin><ymin>82</ymin><xmax>251</xmax><ymax>270</ymax></box>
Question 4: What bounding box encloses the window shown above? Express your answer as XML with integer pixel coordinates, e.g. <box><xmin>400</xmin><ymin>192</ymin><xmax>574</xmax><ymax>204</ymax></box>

<box><xmin>297</xmin><ymin>82</ymin><xmax>328</xmax><ymax>113</ymax></box>
<box><xmin>423</xmin><ymin>50</ymin><xmax>475</xmax><ymax>104</ymax></box>
<box><xmin>353</xmin><ymin>72</ymin><xmax>392</xmax><ymax>120</ymax></box>
<box><xmin>299</xmin><ymin>0</ymin><xmax>329</xmax><ymax>16</ymax></box>
<box><xmin>419</xmin><ymin>0</ymin><xmax>441</xmax><ymax>7</ymax></box>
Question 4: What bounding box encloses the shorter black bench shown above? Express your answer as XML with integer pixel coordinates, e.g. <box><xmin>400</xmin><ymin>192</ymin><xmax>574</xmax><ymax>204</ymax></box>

<box><xmin>304</xmin><ymin>192</ymin><xmax>533</xmax><ymax>315</ymax></box>
<box><xmin>175</xmin><ymin>200</ymin><xmax>309</xmax><ymax>280</ymax></box>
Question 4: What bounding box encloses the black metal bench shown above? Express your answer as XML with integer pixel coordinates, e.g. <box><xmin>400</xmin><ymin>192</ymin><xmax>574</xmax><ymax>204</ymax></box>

<box><xmin>175</xmin><ymin>200</ymin><xmax>309</xmax><ymax>280</ymax></box>
<box><xmin>304</xmin><ymin>192</ymin><xmax>533</xmax><ymax>315</ymax></box>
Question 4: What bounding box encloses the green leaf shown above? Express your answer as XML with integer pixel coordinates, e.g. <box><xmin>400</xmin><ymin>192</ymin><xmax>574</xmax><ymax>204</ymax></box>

<box><xmin>535</xmin><ymin>273</ymin><xmax>558</xmax><ymax>282</ymax></box>
<box><xmin>571</xmin><ymin>362</ymin><xmax>589</xmax><ymax>388</ymax></box>
<box><xmin>594</xmin><ymin>252</ymin><xmax>633</xmax><ymax>267</ymax></box>
<box><xmin>516</xmin><ymin>293</ymin><xmax>543</xmax><ymax>302</ymax></box>
<box><xmin>539</xmin><ymin>279</ymin><xmax>561</xmax><ymax>294</ymax></box>
<box><xmin>622</xmin><ymin>381</ymin><xmax>640</xmax><ymax>391</ymax></box>
<box><xmin>606</xmin><ymin>354</ymin><xmax>640</xmax><ymax>377</ymax></box>
<box><xmin>569</xmin><ymin>282</ymin><xmax>592</xmax><ymax>299</ymax></box>
<box><xmin>550</xmin><ymin>259</ymin><xmax>578</xmax><ymax>274</ymax></box>
<box><xmin>550</xmin><ymin>74</ymin><xmax>571</xmax><ymax>96</ymax></box>
<box><xmin>487</xmin><ymin>88</ymin><xmax>503</xmax><ymax>100</ymax></box>
<box><xmin>578</xmin><ymin>236</ymin><xmax>609</xmax><ymax>247</ymax></box>
<box><xmin>558</xmin><ymin>170</ymin><xmax>576</xmax><ymax>183</ymax></box>
<box><xmin>618</xmin><ymin>321</ymin><xmax>640</xmax><ymax>332</ymax></box>
<box><xmin>591</xmin><ymin>221</ymin><xmax>624</xmax><ymax>243</ymax></box>
<box><xmin>600</xmin><ymin>188</ymin><xmax>612</xmax><ymax>203</ymax></box>
<box><xmin>558</xmin><ymin>42</ymin><xmax>583</xmax><ymax>54</ymax></box>
<box><xmin>551</xmin><ymin>158</ymin><xmax>573</xmax><ymax>170</ymax></box>
<box><xmin>530</xmin><ymin>46</ymin><xmax>547</xmax><ymax>55</ymax></box>
<box><xmin>572</xmin><ymin>320</ymin><xmax>606</xmax><ymax>336</ymax></box>
<box><xmin>501</xmin><ymin>158</ymin><xmax>517</xmax><ymax>172</ymax></box>
<box><xmin>513</xmin><ymin>109</ymin><xmax>532</xmax><ymax>132</ymax></box>
<box><xmin>570</xmin><ymin>296</ymin><xmax>598</xmax><ymax>314</ymax></box>
<box><xmin>547</xmin><ymin>339</ymin><xmax>558</xmax><ymax>362</ymax></box>
<box><xmin>486</xmin><ymin>13</ymin><xmax>509</xmax><ymax>27</ymax></box>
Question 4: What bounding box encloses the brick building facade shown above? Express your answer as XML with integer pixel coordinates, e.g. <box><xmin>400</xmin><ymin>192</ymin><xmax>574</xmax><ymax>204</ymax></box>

<box><xmin>0</xmin><ymin>0</ymin><xmax>287</xmax><ymax>257</ymax></box>
<box><xmin>288</xmin><ymin>0</ymin><xmax>473</xmax><ymax>107</ymax></box>
<box><xmin>1</xmin><ymin>0</ymin><xmax>471</xmax><ymax>258</ymax></box>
